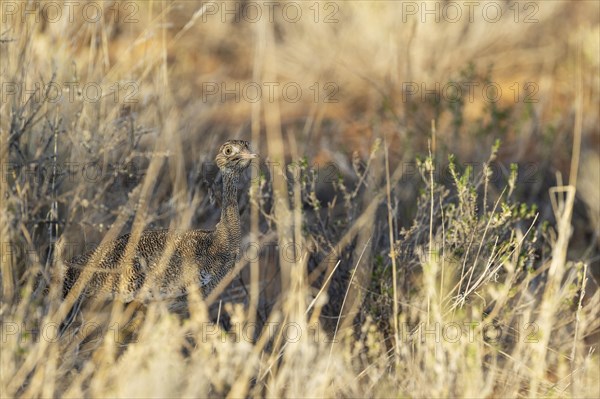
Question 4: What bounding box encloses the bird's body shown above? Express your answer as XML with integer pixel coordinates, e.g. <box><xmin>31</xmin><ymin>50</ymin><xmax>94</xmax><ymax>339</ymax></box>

<box><xmin>63</xmin><ymin>140</ymin><xmax>256</xmax><ymax>302</ymax></box>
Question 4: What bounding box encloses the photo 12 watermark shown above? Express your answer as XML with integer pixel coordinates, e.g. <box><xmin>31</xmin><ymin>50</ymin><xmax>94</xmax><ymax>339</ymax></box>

<box><xmin>1</xmin><ymin>319</ymin><xmax>541</xmax><ymax>345</ymax></box>
<box><xmin>1</xmin><ymin>157</ymin><xmax>541</xmax><ymax>191</ymax></box>
<box><xmin>398</xmin><ymin>1</ymin><xmax>539</xmax><ymax>24</ymax></box>
<box><xmin>1</xmin><ymin>1</ymin><xmax>139</xmax><ymax>24</ymax></box>
<box><xmin>2</xmin><ymin>159</ymin><xmax>142</xmax><ymax>186</ymax></box>
<box><xmin>1</xmin><ymin>80</ymin><xmax>139</xmax><ymax>105</ymax></box>
<box><xmin>402</xmin><ymin>81</ymin><xmax>539</xmax><ymax>104</ymax></box>
<box><xmin>201</xmin><ymin>81</ymin><xmax>339</xmax><ymax>104</ymax></box>
<box><xmin>400</xmin><ymin>321</ymin><xmax>540</xmax><ymax>344</ymax></box>
<box><xmin>198</xmin><ymin>1</ymin><xmax>340</xmax><ymax>24</ymax></box>
<box><xmin>1</xmin><ymin>320</ymin><xmax>139</xmax><ymax>345</ymax></box>
<box><xmin>1</xmin><ymin>236</ymin><xmax>506</xmax><ymax>273</ymax></box>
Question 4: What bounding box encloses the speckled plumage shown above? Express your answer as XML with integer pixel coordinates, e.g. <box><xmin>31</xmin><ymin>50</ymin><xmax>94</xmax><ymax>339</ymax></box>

<box><xmin>63</xmin><ymin>140</ymin><xmax>257</xmax><ymax>302</ymax></box>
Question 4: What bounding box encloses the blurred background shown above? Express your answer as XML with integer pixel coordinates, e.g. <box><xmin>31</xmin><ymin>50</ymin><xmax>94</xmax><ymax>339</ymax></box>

<box><xmin>1</xmin><ymin>1</ymin><xmax>599</xmax><ymax>397</ymax></box>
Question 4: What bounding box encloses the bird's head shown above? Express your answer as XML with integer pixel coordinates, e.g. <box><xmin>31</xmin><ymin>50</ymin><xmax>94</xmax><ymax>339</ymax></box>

<box><xmin>215</xmin><ymin>140</ymin><xmax>258</xmax><ymax>173</ymax></box>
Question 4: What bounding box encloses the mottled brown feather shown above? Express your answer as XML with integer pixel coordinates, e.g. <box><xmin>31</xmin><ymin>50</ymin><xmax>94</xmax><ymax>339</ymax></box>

<box><xmin>63</xmin><ymin>140</ymin><xmax>256</xmax><ymax>302</ymax></box>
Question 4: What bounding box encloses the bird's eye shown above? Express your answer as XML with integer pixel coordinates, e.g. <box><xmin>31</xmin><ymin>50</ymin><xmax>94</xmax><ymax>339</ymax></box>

<box><xmin>224</xmin><ymin>146</ymin><xmax>232</xmax><ymax>156</ymax></box>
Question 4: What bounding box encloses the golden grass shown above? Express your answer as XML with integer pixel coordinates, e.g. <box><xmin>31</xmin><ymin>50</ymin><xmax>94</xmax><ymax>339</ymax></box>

<box><xmin>1</xmin><ymin>1</ymin><xmax>599</xmax><ymax>397</ymax></box>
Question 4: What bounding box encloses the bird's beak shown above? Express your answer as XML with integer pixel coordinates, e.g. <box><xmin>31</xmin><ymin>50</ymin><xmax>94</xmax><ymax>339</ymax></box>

<box><xmin>240</xmin><ymin>152</ymin><xmax>258</xmax><ymax>159</ymax></box>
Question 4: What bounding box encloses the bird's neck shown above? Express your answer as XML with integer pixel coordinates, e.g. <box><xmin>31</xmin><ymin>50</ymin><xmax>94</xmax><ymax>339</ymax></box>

<box><xmin>216</xmin><ymin>171</ymin><xmax>241</xmax><ymax>243</ymax></box>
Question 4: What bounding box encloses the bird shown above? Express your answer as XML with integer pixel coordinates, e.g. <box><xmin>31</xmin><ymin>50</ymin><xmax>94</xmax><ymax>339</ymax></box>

<box><xmin>62</xmin><ymin>140</ymin><xmax>258</xmax><ymax>303</ymax></box>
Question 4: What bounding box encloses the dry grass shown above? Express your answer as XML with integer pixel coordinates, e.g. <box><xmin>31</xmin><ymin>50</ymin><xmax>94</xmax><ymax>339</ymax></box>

<box><xmin>1</xmin><ymin>1</ymin><xmax>599</xmax><ymax>397</ymax></box>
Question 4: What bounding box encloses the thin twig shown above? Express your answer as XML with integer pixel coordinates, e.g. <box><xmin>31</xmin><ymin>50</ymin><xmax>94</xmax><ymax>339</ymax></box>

<box><xmin>383</xmin><ymin>135</ymin><xmax>400</xmax><ymax>365</ymax></box>
<box><xmin>327</xmin><ymin>237</ymin><xmax>372</xmax><ymax>373</ymax></box>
